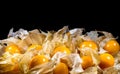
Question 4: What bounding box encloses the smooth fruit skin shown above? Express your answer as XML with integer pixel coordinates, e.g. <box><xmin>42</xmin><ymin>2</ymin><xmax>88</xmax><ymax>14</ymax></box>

<box><xmin>53</xmin><ymin>62</ymin><xmax>69</xmax><ymax>74</ymax></box>
<box><xmin>52</xmin><ymin>45</ymin><xmax>71</xmax><ymax>56</ymax></box>
<box><xmin>79</xmin><ymin>41</ymin><xmax>98</xmax><ymax>50</ymax></box>
<box><xmin>104</xmin><ymin>39</ymin><xmax>120</xmax><ymax>55</ymax></box>
<box><xmin>30</xmin><ymin>55</ymin><xmax>48</xmax><ymax>68</ymax></box>
<box><xmin>5</xmin><ymin>44</ymin><xmax>21</xmax><ymax>54</ymax></box>
<box><xmin>81</xmin><ymin>56</ymin><xmax>93</xmax><ymax>69</ymax></box>
<box><xmin>99</xmin><ymin>53</ymin><xmax>114</xmax><ymax>69</ymax></box>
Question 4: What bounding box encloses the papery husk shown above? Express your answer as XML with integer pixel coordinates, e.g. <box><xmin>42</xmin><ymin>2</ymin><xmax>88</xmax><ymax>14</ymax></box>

<box><xmin>98</xmin><ymin>47</ymin><xmax>107</xmax><ymax>54</ymax></box>
<box><xmin>0</xmin><ymin>26</ymin><xmax>120</xmax><ymax>74</ymax></box>
<box><xmin>0</xmin><ymin>37</ymin><xmax>27</xmax><ymax>53</ymax></box>
<box><xmin>69</xmin><ymin>54</ymin><xmax>83</xmax><ymax>74</ymax></box>
<box><xmin>86</xmin><ymin>31</ymin><xmax>99</xmax><ymax>42</ymax></box>
<box><xmin>51</xmin><ymin>26</ymin><xmax>68</xmax><ymax>46</ymax></box>
<box><xmin>28</xmin><ymin>29</ymin><xmax>46</xmax><ymax>45</ymax></box>
<box><xmin>29</xmin><ymin>61</ymin><xmax>55</xmax><ymax>74</ymax></box>
<box><xmin>62</xmin><ymin>28</ymin><xmax>84</xmax><ymax>54</ymax></box>
<box><xmin>19</xmin><ymin>50</ymin><xmax>36</xmax><ymax>74</ymax></box>
<box><xmin>98</xmin><ymin>31</ymin><xmax>114</xmax><ymax>38</ymax></box>
<box><xmin>103</xmin><ymin>67</ymin><xmax>118</xmax><ymax>74</ymax></box>
<box><xmin>17</xmin><ymin>29</ymin><xmax>46</xmax><ymax>52</ymax></box>
<box><xmin>85</xmin><ymin>30</ymin><xmax>115</xmax><ymax>45</ymax></box>
<box><xmin>42</xmin><ymin>32</ymin><xmax>54</xmax><ymax>55</ymax></box>
<box><xmin>79</xmin><ymin>48</ymin><xmax>100</xmax><ymax>66</ymax></box>
<box><xmin>60</xmin><ymin>54</ymin><xmax>73</xmax><ymax>68</ymax></box>
<box><xmin>52</xmin><ymin>52</ymin><xmax>67</xmax><ymax>64</ymax></box>
<box><xmin>0</xmin><ymin>45</ymin><xmax>5</xmax><ymax>56</ymax></box>
<box><xmin>99</xmin><ymin>37</ymin><xmax>115</xmax><ymax>49</ymax></box>
<box><xmin>0</xmin><ymin>64</ymin><xmax>14</xmax><ymax>73</ymax></box>
<box><xmin>42</xmin><ymin>26</ymin><xmax>69</xmax><ymax>55</ymax></box>
<box><xmin>69</xmin><ymin>28</ymin><xmax>84</xmax><ymax>35</ymax></box>
<box><xmin>52</xmin><ymin>52</ymin><xmax>84</xmax><ymax>74</ymax></box>
<box><xmin>0</xmin><ymin>53</ymin><xmax>22</xmax><ymax>74</ymax></box>
<box><xmin>81</xmin><ymin>66</ymin><xmax>99</xmax><ymax>74</ymax></box>
<box><xmin>62</xmin><ymin>33</ymin><xmax>77</xmax><ymax>53</ymax></box>
<box><xmin>69</xmin><ymin>28</ymin><xmax>84</xmax><ymax>45</ymax></box>
<box><xmin>114</xmin><ymin>51</ymin><xmax>120</xmax><ymax>73</ymax></box>
<box><xmin>59</xmin><ymin>53</ymin><xmax>84</xmax><ymax>74</ymax></box>
<box><xmin>0</xmin><ymin>62</ymin><xmax>21</xmax><ymax>74</ymax></box>
<box><xmin>0</xmin><ymin>37</ymin><xmax>21</xmax><ymax>46</ymax></box>
<box><xmin>8</xmin><ymin>28</ymin><xmax>29</xmax><ymax>39</ymax></box>
<box><xmin>72</xmin><ymin>36</ymin><xmax>83</xmax><ymax>53</ymax></box>
<box><xmin>97</xmin><ymin>31</ymin><xmax>115</xmax><ymax>49</ymax></box>
<box><xmin>115</xmin><ymin>64</ymin><xmax>120</xmax><ymax>73</ymax></box>
<box><xmin>1</xmin><ymin>29</ymin><xmax>46</xmax><ymax>52</ymax></box>
<box><xmin>0</xmin><ymin>28</ymin><xmax>29</xmax><ymax>51</ymax></box>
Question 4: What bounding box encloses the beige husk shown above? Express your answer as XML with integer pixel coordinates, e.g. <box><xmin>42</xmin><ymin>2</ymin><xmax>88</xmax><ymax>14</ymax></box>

<box><xmin>0</xmin><ymin>26</ymin><xmax>120</xmax><ymax>74</ymax></box>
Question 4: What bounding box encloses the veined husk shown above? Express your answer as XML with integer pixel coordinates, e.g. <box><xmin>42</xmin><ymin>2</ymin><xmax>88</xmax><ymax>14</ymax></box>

<box><xmin>52</xmin><ymin>52</ymin><xmax>84</xmax><ymax>74</ymax></box>
<box><xmin>0</xmin><ymin>45</ymin><xmax>5</xmax><ymax>56</ymax></box>
<box><xmin>18</xmin><ymin>49</ymin><xmax>38</xmax><ymax>74</ymax></box>
<box><xmin>114</xmin><ymin>51</ymin><xmax>120</xmax><ymax>73</ymax></box>
<box><xmin>42</xmin><ymin>26</ymin><xmax>71</xmax><ymax>55</ymax></box>
<box><xmin>28</xmin><ymin>29</ymin><xmax>46</xmax><ymax>45</ymax></box>
<box><xmin>63</xmin><ymin>54</ymin><xmax>84</xmax><ymax>74</ymax></box>
<box><xmin>103</xmin><ymin>67</ymin><xmax>118</xmax><ymax>74</ymax></box>
<box><xmin>29</xmin><ymin>61</ymin><xmax>55</xmax><ymax>74</ymax></box>
<box><xmin>79</xmin><ymin>47</ymin><xmax>100</xmax><ymax>66</ymax></box>
<box><xmin>0</xmin><ymin>26</ymin><xmax>120</xmax><ymax>74</ymax></box>
<box><xmin>0</xmin><ymin>52</ymin><xmax>22</xmax><ymax>74</ymax></box>
<box><xmin>0</xmin><ymin>29</ymin><xmax>46</xmax><ymax>52</ymax></box>
<box><xmin>81</xmin><ymin>66</ymin><xmax>99</xmax><ymax>74</ymax></box>
<box><xmin>16</xmin><ymin>29</ymin><xmax>46</xmax><ymax>52</ymax></box>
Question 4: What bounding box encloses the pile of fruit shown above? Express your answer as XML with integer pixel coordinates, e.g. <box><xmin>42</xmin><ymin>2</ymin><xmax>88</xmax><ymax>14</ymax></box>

<box><xmin>0</xmin><ymin>26</ymin><xmax>120</xmax><ymax>74</ymax></box>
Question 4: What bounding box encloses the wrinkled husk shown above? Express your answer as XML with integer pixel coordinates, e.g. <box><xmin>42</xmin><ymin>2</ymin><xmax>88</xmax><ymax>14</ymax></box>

<box><xmin>103</xmin><ymin>67</ymin><xmax>118</xmax><ymax>74</ymax></box>
<box><xmin>81</xmin><ymin>66</ymin><xmax>98</xmax><ymax>74</ymax></box>
<box><xmin>79</xmin><ymin>47</ymin><xmax>100</xmax><ymax>66</ymax></box>
<box><xmin>0</xmin><ymin>53</ymin><xmax>22</xmax><ymax>74</ymax></box>
<box><xmin>0</xmin><ymin>26</ymin><xmax>120</xmax><ymax>74</ymax></box>
<box><xmin>19</xmin><ymin>50</ymin><xmax>35</xmax><ymax>74</ymax></box>
<box><xmin>29</xmin><ymin>61</ymin><xmax>55</xmax><ymax>74</ymax></box>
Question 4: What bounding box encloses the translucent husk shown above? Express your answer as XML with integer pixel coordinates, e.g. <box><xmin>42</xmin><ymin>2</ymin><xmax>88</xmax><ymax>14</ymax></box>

<box><xmin>81</xmin><ymin>66</ymin><xmax>98</xmax><ymax>74</ymax></box>
<box><xmin>79</xmin><ymin>47</ymin><xmax>100</xmax><ymax>66</ymax></box>
<box><xmin>0</xmin><ymin>26</ymin><xmax>120</xmax><ymax>74</ymax></box>
<box><xmin>0</xmin><ymin>53</ymin><xmax>22</xmax><ymax>74</ymax></box>
<box><xmin>103</xmin><ymin>67</ymin><xmax>118</xmax><ymax>74</ymax></box>
<box><xmin>29</xmin><ymin>61</ymin><xmax>55</xmax><ymax>74</ymax></box>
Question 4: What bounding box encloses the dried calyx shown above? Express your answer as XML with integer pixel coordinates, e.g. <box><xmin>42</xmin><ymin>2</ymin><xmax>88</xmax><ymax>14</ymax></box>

<box><xmin>0</xmin><ymin>26</ymin><xmax>120</xmax><ymax>74</ymax></box>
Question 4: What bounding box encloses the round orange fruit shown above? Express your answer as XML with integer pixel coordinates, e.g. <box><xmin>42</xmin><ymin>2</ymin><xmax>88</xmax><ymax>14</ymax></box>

<box><xmin>5</xmin><ymin>44</ymin><xmax>21</xmax><ymax>54</ymax></box>
<box><xmin>103</xmin><ymin>39</ymin><xmax>120</xmax><ymax>55</ymax></box>
<box><xmin>79</xmin><ymin>41</ymin><xmax>98</xmax><ymax>50</ymax></box>
<box><xmin>30</xmin><ymin>55</ymin><xmax>48</xmax><ymax>68</ymax></box>
<box><xmin>51</xmin><ymin>45</ymin><xmax>71</xmax><ymax>56</ymax></box>
<box><xmin>99</xmin><ymin>53</ymin><xmax>114</xmax><ymax>69</ymax></box>
<box><xmin>81</xmin><ymin>56</ymin><xmax>93</xmax><ymax>69</ymax></box>
<box><xmin>53</xmin><ymin>62</ymin><xmax>69</xmax><ymax>74</ymax></box>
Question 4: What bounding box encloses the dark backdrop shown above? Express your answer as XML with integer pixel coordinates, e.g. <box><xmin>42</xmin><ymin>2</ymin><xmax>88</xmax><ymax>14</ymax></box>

<box><xmin>0</xmin><ymin>14</ymin><xmax>119</xmax><ymax>42</ymax></box>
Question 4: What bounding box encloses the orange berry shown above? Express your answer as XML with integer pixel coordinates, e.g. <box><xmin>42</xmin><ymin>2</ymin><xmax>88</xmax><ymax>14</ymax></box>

<box><xmin>30</xmin><ymin>55</ymin><xmax>48</xmax><ymax>68</ymax></box>
<box><xmin>5</xmin><ymin>44</ymin><xmax>21</xmax><ymax>54</ymax></box>
<box><xmin>52</xmin><ymin>45</ymin><xmax>71</xmax><ymax>56</ymax></box>
<box><xmin>81</xmin><ymin>56</ymin><xmax>93</xmax><ymax>69</ymax></box>
<box><xmin>104</xmin><ymin>39</ymin><xmax>120</xmax><ymax>55</ymax></box>
<box><xmin>79</xmin><ymin>41</ymin><xmax>98</xmax><ymax>50</ymax></box>
<box><xmin>99</xmin><ymin>53</ymin><xmax>114</xmax><ymax>69</ymax></box>
<box><xmin>53</xmin><ymin>62</ymin><xmax>69</xmax><ymax>74</ymax></box>
<box><xmin>28</xmin><ymin>44</ymin><xmax>42</xmax><ymax>50</ymax></box>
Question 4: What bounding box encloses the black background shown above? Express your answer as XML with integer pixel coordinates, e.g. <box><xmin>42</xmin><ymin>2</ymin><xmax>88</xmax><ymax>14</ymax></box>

<box><xmin>0</xmin><ymin>13</ymin><xmax>119</xmax><ymax>42</ymax></box>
